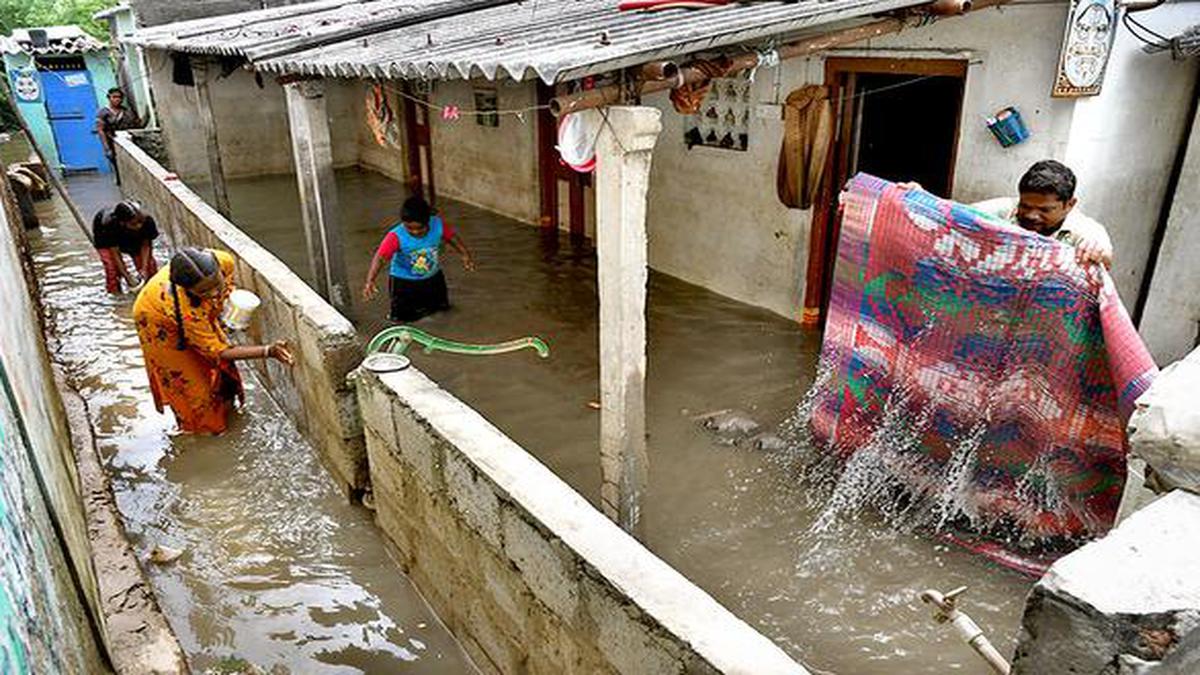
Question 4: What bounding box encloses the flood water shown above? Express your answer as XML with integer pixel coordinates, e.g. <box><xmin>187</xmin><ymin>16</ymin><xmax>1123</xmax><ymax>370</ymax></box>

<box><xmin>0</xmin><ymin>132</ymin><xmax>33</xmax><ymax>165</ymax></box>
<box><xmin>32</xmin><ymin>172</ymin><xmax>474</xmax><ymax>673</ymax></box>
<box><xmin>208</xmin><ymin>168</ymin><xmax>1034</xmax><ymax>674</ymax></box>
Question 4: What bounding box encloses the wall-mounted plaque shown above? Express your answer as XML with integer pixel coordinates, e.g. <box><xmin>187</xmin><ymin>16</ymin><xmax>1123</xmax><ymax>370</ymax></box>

<box><xmin>1052</xmin><ymin>0</ymin><xmax>1119</xmax><ymax>98</ymax></box>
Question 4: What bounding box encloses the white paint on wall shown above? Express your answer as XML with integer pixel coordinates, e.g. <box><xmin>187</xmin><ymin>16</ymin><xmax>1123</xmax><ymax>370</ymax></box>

<box><xmin>428</xmin><ymin>80</ymin><xmax>540</xmax><ymax>224</ymax></box>
<box><xmin>147</xmin><ymin>49</ymin><xmax>360</xmax><ymax>181</ymax></box>
<box><xmin>641</xmin><ymin>81</ymin><xmax>811</xmax><ymax>321</ymax></box>
<box><xmin>1066</xmin><ymin>2</ymin><xmax>1200</xmax><ymax>306</ymax></box>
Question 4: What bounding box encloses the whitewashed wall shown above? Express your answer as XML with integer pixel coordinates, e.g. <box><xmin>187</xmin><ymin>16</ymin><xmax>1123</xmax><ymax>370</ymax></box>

<box><xmin>147</xmin><ymin>49</ymin><xmax>360</xmax><ymax>180</ymax></box>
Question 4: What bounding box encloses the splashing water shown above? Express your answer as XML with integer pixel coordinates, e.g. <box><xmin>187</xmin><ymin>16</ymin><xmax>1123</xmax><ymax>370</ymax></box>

<box><xmin>779</xmin><ymin>347</ymin><xmax>1072</xmax><ymax>556</ymax></box>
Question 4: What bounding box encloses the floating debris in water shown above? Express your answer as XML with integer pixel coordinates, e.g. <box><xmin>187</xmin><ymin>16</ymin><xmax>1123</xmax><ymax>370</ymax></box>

<box><xmin>746</xmin><ymin>432</ymin><xmax>789</xmax><ymax>452</ymax></box>
<box><xmin>695</xmin><ymin>408</ymin><xmax>761</xmax><ymax>445</ymax></box>
<box><xmin>148</xmin><ymin>544</ymin><xmax>184</xmax><ymax>565</ymax></box>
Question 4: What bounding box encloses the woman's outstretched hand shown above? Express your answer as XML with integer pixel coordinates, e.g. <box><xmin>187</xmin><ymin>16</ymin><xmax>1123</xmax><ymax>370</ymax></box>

<box><xmin>268</xmin><ymin>340</ymin><xmax>295</xmax><ymax>366</ymax></box>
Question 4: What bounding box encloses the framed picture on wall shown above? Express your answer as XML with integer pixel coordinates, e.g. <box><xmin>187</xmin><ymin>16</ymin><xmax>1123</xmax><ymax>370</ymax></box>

<box><xmin>474</xmin><ymin>88</ymin><xmax>499</xmax><ymax>127</ymax></box>
<box><xmin>1052</xmin><ymin>0</ymin><xmax>1118</xmax><ymax>97</ymax></box>
<box><xmin>683</xmin><ymin>76</ymin><xmax>751</xmax><ymax>151</ymax></box>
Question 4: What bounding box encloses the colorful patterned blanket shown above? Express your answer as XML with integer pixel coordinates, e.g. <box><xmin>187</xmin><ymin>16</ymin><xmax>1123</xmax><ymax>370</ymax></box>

<box><xmin>809</xmin><ymin>174</ymin><xmax>1157</xmax><ymax>542</ymax></box>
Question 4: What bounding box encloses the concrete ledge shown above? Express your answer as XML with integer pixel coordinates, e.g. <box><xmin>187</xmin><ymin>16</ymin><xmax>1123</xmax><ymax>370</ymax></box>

<box><xmin>1013</xmin><ymin>490</ymin><xmax>1200</xmax><ymax>673</ymax></box>
<box><xmin>357</xmin><ymin>367</ymin><xmax>808</xmax><ymax>675</ymax></box>
<box><xmin>57</xmin><ymin>366</ymin><xmax>188</xmax><ymax>674</ymax></box>
<box><xmin>113</xmin><ymin>132</ymin><xmax>367</xmax><ymax>495</ymax></box>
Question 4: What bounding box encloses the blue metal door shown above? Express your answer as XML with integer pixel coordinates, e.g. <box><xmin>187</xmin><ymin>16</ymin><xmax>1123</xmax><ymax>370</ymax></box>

<box><xmin>42</xmin><ymin>69</ymin><xmax>106</xmax><ymax>172</ymax></box>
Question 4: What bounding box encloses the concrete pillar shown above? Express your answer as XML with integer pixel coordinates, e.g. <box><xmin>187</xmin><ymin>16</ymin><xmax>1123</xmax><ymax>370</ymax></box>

<box><xmin>283</xmin><ymin>79</ymin><xmax>351</xmax><ymax>314</ymax></box>
<box><xmin>593</xmin><ymin>106</ymin><xmax>662</xmax><ymax>535</ymax></box>
<box><xmin>190</xmin><ymin>58</ymin><xmax>231</xmax><ymax>217</ymax></box>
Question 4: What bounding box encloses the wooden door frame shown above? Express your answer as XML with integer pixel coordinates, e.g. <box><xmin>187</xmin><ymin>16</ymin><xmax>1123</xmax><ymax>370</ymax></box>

<box><xmin>402</xmin><ymin>82</ymin><xmax>435</xmax><ymax>203</ymax></box>
<box><xmin>801</xmin><ymin>57</ymin><xmax>968</xmax><ymax>328</ymax></box>
<box><xmin>536</xmin><ymin>83</ymin><xmax>560</xmax><ymax>232</ymax></box>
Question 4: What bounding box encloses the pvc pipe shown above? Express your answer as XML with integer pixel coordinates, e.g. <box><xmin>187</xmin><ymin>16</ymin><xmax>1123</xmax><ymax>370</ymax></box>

<box><xmin>921</xmin><ymin>588</ymin><xmax>1012</xmax><ymax>675</ymax></box>
<box><xmin>549</xmin><ymin>0</ymin><xmax>1012</xmax><ymax>116</ymax></box>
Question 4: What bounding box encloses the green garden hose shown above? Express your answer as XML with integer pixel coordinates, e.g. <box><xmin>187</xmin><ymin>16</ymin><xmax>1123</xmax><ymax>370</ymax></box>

<box><xmin>366</xmin><ymin>326</ymin><xmax>550</xmax><ymax>359</ymax></box>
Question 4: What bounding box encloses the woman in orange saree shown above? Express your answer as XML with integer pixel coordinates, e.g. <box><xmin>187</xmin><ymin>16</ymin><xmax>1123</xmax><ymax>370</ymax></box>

<box><xmin>133</xmin><ymin>247</ymin><xmax>294</xmax><ymax>434</ymax></box>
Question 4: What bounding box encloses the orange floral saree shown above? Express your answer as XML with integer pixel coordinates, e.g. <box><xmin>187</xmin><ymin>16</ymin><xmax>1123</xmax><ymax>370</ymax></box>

<box><xmin>132</xmin><ymin>249</ymin><xmax>243</xmax><ymax>434</ymax></box>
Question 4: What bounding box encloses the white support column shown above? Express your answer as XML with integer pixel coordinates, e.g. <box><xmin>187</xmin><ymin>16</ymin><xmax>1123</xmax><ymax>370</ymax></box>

<box><xmin>594</xmin><ymin>106</ymin><xmax>662</xmax><ymax>535</ymax></box>
<box><xmin>190</xmin><ymin>57</ymin><xmax>231</xmax><ymax>217</ymax></box>
<box><xmin>284</xmin><ymin>79</ymin><xmax>351</xmax><ymax>314</ymax></box>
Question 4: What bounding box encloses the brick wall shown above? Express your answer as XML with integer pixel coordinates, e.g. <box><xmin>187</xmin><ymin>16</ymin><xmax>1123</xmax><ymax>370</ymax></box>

<box><xmin>357</xmin><ymin>367</ymin><xmax>808</xmax><ymax>675</ymax></box>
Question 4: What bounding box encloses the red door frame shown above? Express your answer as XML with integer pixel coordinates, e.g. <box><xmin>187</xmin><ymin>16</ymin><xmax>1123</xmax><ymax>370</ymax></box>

<box><xmin>537</xmin><ymin>82</ymin><xmax>590</xmax><ymax>238</ymax></box>
<box><xmin>536</xmin><ymin>84</ymin><xmax>560</xmax><ymax>231</ymax></box>
<box><xmin>402</xmin><ymin>83</ymin><xmax>436</xmax><ymax>203</ymax></box>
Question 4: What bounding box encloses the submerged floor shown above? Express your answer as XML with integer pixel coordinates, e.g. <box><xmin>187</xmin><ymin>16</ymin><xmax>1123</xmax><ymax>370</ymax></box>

<box><xmin>40</xmin><ymin>173</ymin><xmax>474</xmax><ymax>673</ymax></box>
<box><xmin>205</xmin><ymin>167</ymin><xmax>1034</xmax><ymax>673</ymax></box>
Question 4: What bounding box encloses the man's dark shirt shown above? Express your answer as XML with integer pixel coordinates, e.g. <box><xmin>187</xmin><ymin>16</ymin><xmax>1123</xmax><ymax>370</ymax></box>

<box><xmin>92</xmin><ymin>208</ymin><xmax>158</xmax><ymax>254</ymax></box>
<box><xmin>97</xmin><ymin>106</ymin><xmax>141</xmax><ymax>145</ymax></box>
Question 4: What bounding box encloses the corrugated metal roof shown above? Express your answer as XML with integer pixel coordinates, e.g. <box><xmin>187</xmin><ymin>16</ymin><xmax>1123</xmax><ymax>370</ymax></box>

<box><xmin>1</xmin><ymin>26</ymin><xmax>107</xmax><ymax>56</ymax></box>
<box><xmin>128</xmin><ymin>0</ymin><xmax>521</xmax><ymax>58</ymax></box>
<box><xmin>252</xmin><ymin>0</ymin><xmax>924</xmax><ymax>83</ymax></box>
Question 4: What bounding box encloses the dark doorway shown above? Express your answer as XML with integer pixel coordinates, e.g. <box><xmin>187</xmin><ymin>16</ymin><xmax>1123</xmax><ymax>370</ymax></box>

<box><xmin>851</xmin><ymin>72</ymin><xmax>965</xmax><ymax>197</ymax></box>
<box><xmin>802</xmin><ymin>58</ymin><xmax>967</xmax><ymax>328</ymax></box>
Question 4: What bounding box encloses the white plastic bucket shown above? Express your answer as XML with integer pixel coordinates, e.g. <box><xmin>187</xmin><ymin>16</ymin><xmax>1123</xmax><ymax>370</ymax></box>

<box><xmin>222</xmin><ymin>289</ymin><xmax>261</xmax><ymax>331</ymax></box>
<box><xmin>556</xmin><ymin>109</ymin><xmax>601</xmax><ymax>173</ymax></box>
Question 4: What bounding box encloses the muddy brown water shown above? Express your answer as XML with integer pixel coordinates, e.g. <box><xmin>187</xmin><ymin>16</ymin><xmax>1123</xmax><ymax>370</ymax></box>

<box><xmin>32</xmin><ymin>173</ymin><xmax>474</xmax><ymax>673</ymax></box>
<box><xmin>0</xmin><ymin>132</ymin><xmax>33</xmax><ymax>165</ymax></box>
<box><xmin>195</xmin><ymin>168</ymin><xmax>1034</xmax><ymax>674</ymax></box>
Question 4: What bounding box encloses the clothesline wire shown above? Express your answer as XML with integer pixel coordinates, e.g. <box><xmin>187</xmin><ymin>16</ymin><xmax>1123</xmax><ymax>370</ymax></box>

<box><xmin>1122</xmin><ymin>12</ymin><xmax>1171</xmax><ymax>50</ymax></box>
<box><xmin>831</xmin><ymin>59</ymin><xmax>984</xmax><ymax>105</ymax></box>
<box><xmin>375</xmin><ymin>80</ymin><xmax>649</xmax><ymax>156</ymax></box>
<box><xmin>377</xmin><ymin>80</ymin><xmax>549</xmax><ymax>119</ymax></box>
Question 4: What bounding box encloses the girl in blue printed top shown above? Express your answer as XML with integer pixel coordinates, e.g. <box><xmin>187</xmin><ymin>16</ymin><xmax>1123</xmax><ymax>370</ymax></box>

<box><xmin>362</xmin><ymin>195</ymin><xmax>475</xmax><ymax>322</ymax></box>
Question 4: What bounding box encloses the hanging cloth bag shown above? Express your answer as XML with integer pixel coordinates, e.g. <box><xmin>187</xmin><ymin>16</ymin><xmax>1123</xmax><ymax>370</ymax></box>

<box><xmin>776</xmin><ymin>85</ymin><xmax>834</xmax><ymax>210</ymax></box>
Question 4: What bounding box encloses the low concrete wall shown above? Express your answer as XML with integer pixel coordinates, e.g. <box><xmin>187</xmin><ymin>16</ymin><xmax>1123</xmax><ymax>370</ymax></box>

<box><xmin>356</xmin><ymin>367</ymin><xmax>807</xmax><ymax>675</ymax></box>
<box><xmin>1</xmin><ymin>160</ymin><xmax>107</xmax><ymax>671</ymax></box>
<box><xmin>1012</xmin><ymin>490</ymin><xmax>1200</xmax><ymax>673</ymax></box>
<box><xmin>113</xmin><ymin>132</ymin><xmax>368</xmax><ymax>496</ymax></box>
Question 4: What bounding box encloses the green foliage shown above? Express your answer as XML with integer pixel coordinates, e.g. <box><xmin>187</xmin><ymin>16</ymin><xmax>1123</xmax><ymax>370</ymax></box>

<box><xmin>0</xmin><ymin>0</ymin><xmax>120</xmax><ymax>130</ymax></box>
<box><xmin>0</xmin><ymin>85</ymin><xmax>19</xmax><ymax>132</ymax></box>
<box><xmin>0</xmin><ymin>0</ymin><xmax>120</xmax><ymax>41</ymax></box>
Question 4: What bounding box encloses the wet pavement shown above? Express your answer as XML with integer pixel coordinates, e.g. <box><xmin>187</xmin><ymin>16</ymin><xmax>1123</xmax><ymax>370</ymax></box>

<box><xmin>204</xmin><ymin>168</ymin><xmax>1033</xmax><ymax>674</ymax></box>
<box><xmin>34</xmin><ymin>171</ymin><xmax>475</xmax><ymax>673</ymax></box>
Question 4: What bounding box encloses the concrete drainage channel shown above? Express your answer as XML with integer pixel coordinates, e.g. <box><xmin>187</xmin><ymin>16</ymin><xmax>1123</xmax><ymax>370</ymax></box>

<box><xmin>113</xmin><ymin>133</ymin><xmax>808</xmax><ymax>672</ymax></box>
<box><xmin>29</xmin><ymin>171</ymin><xmax>473</xmax><ymax>672</ymax></box>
